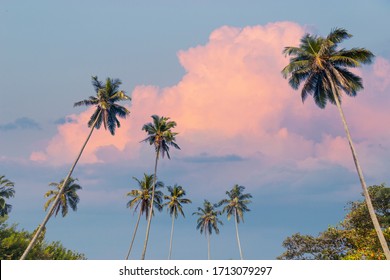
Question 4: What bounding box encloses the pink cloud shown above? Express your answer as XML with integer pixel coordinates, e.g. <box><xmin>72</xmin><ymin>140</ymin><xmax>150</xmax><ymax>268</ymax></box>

<box><xmin>31</xmin><ymin>108</ymin><xmax>135</xmax><ymax>165</ymax></box>
<box><xmin>31</xmin><ymin>22</ymin><xmax>390</xmax><ymax>182</ymax></box>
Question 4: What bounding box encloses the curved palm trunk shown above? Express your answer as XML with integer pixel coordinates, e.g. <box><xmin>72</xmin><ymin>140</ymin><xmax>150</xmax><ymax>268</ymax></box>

<box><xmin>168</xmin><ymin>214</ymin><xmax>175</xmax><ymax>259</ymax></box>
<box><xmin>141</xmin><ymin>147</ymin><xmax>160</xmax><ymax>260</ymax></box>
<box><xmin>126</xmin><ymin>209</ymin><xmax>142</xmax><ymax>260</ymax></box>
<box><xmin>20</xmin><ymin>113</ymin><xmax>100</xmax><ymax>260</ymax></box>
<box><xmin>333</xmin><ymin>93</ymin><xmax>390</xmax><ymax>259</ymax></box>
<box><xmin>234</xmin><ymin>209</ymin><xmax>244</xmax><ymax>260</ymax></box>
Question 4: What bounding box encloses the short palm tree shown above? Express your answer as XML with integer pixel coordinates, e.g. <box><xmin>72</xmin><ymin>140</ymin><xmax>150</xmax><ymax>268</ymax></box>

<box><xmin>125</xmin><ymin>174</ymin><xmax>164</xmax><ymax>260</ymax></box>
<box><xmin>218</xmin><ymin>184</ymin><xmax>252</xmax><ymax>260</ymax></box>
<box><xmin>0</xmin><ymin>175</ymin><xmax>15</xmax><ymax>217</ymax></box>
<box><xmin>44</xmin><ymin>177</ymin><xmax>82</xmax><ymax>218</ymax></box>
<box><xmin>140</xmin><ymin>115</ymin><xmax>180</xmax><ymax>259</ymax></box>
<box><xmin>21</xmin><ymin>76</ymin><xmax>130</xmax><ymax>260</ymax></box>
<box><xmin>163</xmin><ymin>184</ymin><xmax>192</xmax><ymax>259</ymax></box>
<box><xmin>193</xmin><ymin>200</ymin><xmax>223</xmax><ymax>260</ymax></box>
<box><xmin>282</xmin><ymin>28</ymin><xmax>390</xmax><ymax>259</ymax></box>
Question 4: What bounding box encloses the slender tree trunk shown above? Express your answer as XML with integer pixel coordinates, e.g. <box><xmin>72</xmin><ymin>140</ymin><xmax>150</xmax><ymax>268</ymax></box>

<box><xmin>207</xmin><ymin>231</ymin><xmax>211</xmax><ymax>260</ymax></box>
<box><xmin>141</xmin><ymin>147</ymin><xmax>160</xmax><ymax>260</ymax></box>
<box><xmin>168</xmin><ymin>214</ymin><xmax>175</xmax><ymax>259</ymax></box>
<box><xmin>333</xmin><ymin>92</ymin><xmax>390</xmax><ymax>260</ymax></box>
<box><xmin>234</xmin><ymin>209</ymin><xmax>244</xmax><ymax>260</ymax></box>
<box><xmin>126</xmin><ymin>209</ymin><xmax>142</xmax><ymax>260</ymax></box>
<box><xmin>20</xmin><ymin>114</ymin><xmax>100</xmax><ymax>260</ymax></box>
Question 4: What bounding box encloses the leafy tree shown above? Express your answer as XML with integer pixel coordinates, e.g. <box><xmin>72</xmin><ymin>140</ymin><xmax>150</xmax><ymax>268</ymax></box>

<box><xmin>281</xmin><ymin>28</ymin><xmax>390</xmax><ymax>259</ymax></box>
<box><xmin>140</xmin><ymin>115</ymin><xmax>180</xmax><ymax>259</ymax></box>
<box><xmin>218</xmin><ymin>184</ymin><xmax>252</xmax><ymax>260</ymax></box>
<box><xmin>278</xmin><ymin>184</ymin><xmax>390</xmax><ymax>260</ymax></box>
<box><xmin>278</xmin><ymin>229</ymin><xmax>348</xmax><ymax>260</ymax></box>
<box><xmin>163</xmin><ymin>184</ymin><xmax>192</xmax><ymax>259</ymax></box>
<box><xmin>0</xmin><ymin>175</ymin><xmax>15</xmax><ymax>217</ymax></box>
<box><xmin>21</xmin><ymin>76</ymin><xmax>130</xmax><ymax>259</ymax></box>
<box><xmin>44</xmin><ymin>177</ymin><xmax>82</xmax><ymax>218</ymax></box>
<box><xmin>125</xmin><ymin>174</ymin><xmax>164</xmax><ymax>260</ymax></box>
<box><xmin>193</xmin><ymin>200</ymin><xmax>223</xmax><ymax>260</ymax></box>
<box><xmin>0</xmin><ymin>222</ymin><xmax>85</xmax><ymax>260</ymax></box>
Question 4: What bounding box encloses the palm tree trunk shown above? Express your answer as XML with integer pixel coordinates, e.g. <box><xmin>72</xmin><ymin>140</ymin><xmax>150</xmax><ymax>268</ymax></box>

<box><xmin>207</xmin><ymin>231</ymin><xmax>211</xmax><ymax>260</ymax></box>
<box><xmin>126</xmin><ymin>208</ymin><xmax>142</xmax><ymax>260</ymax></box>
<box><xmin>234</xmin><ymin>209</ymin><xmax>244</xmax><ymax>260</ymax></box>
<box><xmin>168</xmin><ymin>214</ymin><xmax>175</xmax><ymax>259</ymax></box>
<box><xmin>333</xmin><ymin>92</ymin><xmax>390</xmax><ymax>259</ymax></box>
<box><xmin>141</xmin><ymin>147</ymin><xmax>160</xmax><ymax>260</ymax></box>
<box><xmin>20</xmin><ymin>113</ymin><xmax>100</xmax><ymax>260</ymax></box>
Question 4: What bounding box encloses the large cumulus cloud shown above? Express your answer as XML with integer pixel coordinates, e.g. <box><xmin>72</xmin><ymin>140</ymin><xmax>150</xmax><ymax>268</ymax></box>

<box><xmin>30</xmin><ymin>22</ymin><xmax>390</xmax><ymax>191</ymax></box>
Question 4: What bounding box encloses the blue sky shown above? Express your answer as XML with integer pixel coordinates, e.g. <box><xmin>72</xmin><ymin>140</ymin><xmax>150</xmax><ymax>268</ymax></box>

<box><xmin>1</xmin><ymin>0</ymin><xmax>390</xmax><ymax>260</ymax></box>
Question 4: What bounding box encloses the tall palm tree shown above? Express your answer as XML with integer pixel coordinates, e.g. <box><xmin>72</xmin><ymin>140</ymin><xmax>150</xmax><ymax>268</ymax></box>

<box><xmin>282</xmin><ymin>28</ymin><xmax>390</xmax><ymax>259</ymax></box>
<box><xmin>193</xmin><ymin>200</ymin><xmax>223</xmax><ymax>260</ymax></box>
<box><xmin>163</xmin><ymin>184</ymin><xmax>192</xmax><ymax>259</ymax></box>
<box><xmin>21</xmin><ymin>76</ymin><xmax>130</xmax><ymax>259</ymax></box>
<box><xmin>44</xmin><ymin>177</ymin><xmax>82</xmax><ymax>218</ymax></box>
<box><xmin>0</xmin><ymin>175</ymin><xmax>15</xmax><ymax>217</ymax></box>
<box><xmin>140</xmin><ymin>115</ymin><xmax>180</xmax><ymax>259</ymax></box>
<box><xmin>125</xmin><ymin>174</ymin><xmax>164</xmax><ymax>260</ymax></box>
<box><xmin>218</xmin><ymin>184</ymin><xmax>252</xmax><ymax>260</ymax></box>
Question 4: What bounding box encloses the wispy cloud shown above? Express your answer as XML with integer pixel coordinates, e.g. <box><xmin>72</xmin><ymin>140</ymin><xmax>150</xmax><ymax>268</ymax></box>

<box><xmin>0</xmin><ymin>117</ymin><xmax>41</xmax><ymax>131</ymax></box>
<box><xmin>182</xmin><ymin>153</ymin><xmax>244</xmax><ymax>163</ymax></box>
<box><xmin>54</xmin><ymin>116</ymin><xmax>77</xmax><ymax>125</ymax></box>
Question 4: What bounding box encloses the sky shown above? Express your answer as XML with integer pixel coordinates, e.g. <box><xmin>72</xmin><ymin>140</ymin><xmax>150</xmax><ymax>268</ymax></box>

<box><xmin>1</xmin><ymin>0</ymin><xmax>390</xmax><ymax>260</ymax></box>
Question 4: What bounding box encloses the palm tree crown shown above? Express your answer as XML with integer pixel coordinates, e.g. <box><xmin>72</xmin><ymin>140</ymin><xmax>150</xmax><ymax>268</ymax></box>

<box><xmin>44</xmin><ymin>177</ymin><xmax>82</xmax><ymax>217</ymax></box>
<box><xmin>164</xmin><ymin>184</ymin><xmax>192</xmax><ymax>219</ymax></box>
<box><xmin>0</xmin><ymin>175</ymin><xmax>15</xmax><ymax>217</ymax></box>
<box><xmin>126</xmin><ymin>174</ymin><xmax>164</xmax><ymax>218</ymax></box>
<box><xmin>282</xmin><ymin>28</ymin><xmax>374</xmax><ymax>108</ymax></box>
<box><xmin>74</xmin><ymin>76</ymin><xmax>131</xmax><ymax>135</ymax></box>
<box><xmin>219</xmin><ymin>184</ymin><xmax>252</xmax><ymax>223</ymax></box>
<box><xmin>142</xmin><ymin>115</ymin><xmax>180</xmax><ymax>159</ymax></box>
<box><xmin>193</xmin><ymin>200</ymin><xmax>223</xmax><ymax>236</ymax></box>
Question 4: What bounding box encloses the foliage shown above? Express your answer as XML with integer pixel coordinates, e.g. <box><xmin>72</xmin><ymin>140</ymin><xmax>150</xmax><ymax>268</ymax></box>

<box><xmin>0</xmin><ymin>175</ymin><xmax>15</xmax><ymax>217</ymax></box>
<box><xmin>218</xmin><ymin>184</ymin><xmax>252</xmax><ymax>223</ymax></box>
<box><xmin>278</xmin><ymin>184</ymin><xmax>390</xmax><ymax>260</ymax></box>
<box><xmin>142</xmin><ymin>115</ymin><xmax>180</xmax><ymax>159</ymax></box>
<box><xmin>282</xmin><ymin>27</ymin><xmax>374</xmax><ymax>108</ymax></box>
<box><xmin>44</xmin><ymin>177</ymin><xmax>82</xmax><ymax>218</ymax></box>
<box><xmin>0</xmin><ymin>222</ymin><xmax>85</xmax><ymax>260</ymax></box>
<box><xmin>163</xmin><ymin>184</ymin><xmax>192</xmax><ymax>219</ymax></box>
<box><xmin>126</xmin><ymin>174</ymin><xmax>164</xmax><ymax>218</ymax></box>
<box><xmin>74</xmin><ymin>76</ymin><xmax>131</xmax><ymax>135</ymax></box>
<box><xmin>193</xmin><ymin>200</ymin><xmax>223</xmax><ymax>236</ymax></box>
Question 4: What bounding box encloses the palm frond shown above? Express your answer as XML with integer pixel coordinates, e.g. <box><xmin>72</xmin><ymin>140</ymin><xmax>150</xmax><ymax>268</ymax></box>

<box><xmin>282</xmin><ymin>28</ymin><xmax>373</xmax><ymax>109</ymax></box>
<box><xmin>327</xmin><ymin>28</ymin><xmax>352</xmax><ymax>44</ymax></box>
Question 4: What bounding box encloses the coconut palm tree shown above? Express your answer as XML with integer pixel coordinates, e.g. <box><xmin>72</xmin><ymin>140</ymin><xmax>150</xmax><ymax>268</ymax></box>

<box><xmin>21</xmin><ymin>76</ymin><xmax>130</xmax><ymax>260</ymax></box>
<box><xmin>44</xmin><ymin>177</ymin><xmax>82</xmax><ymax>218</ymax></box>
<box><xmin>282</xmin><ymin>28</ymin><xmax>390</xmax><ymax>259</ymax></box>
<box><xmin>218</xmin><ymin>184</ymin><xmax>252</xmax><ymax>260</ymax></box>
<box><xmin>193</xmin><ymin>200</ymin><xmax>223</xmax><ymax>260</ymax></box>
<box><xmin>0</xmin><ymin>175</ymin><xmax>15</xmax><ymax>217</ymax></box>
<box><xmin>125</xmin><ymin>174</ymin><xmax>164</xmax><ymax>260</ymax></box>
<box><xmin>140</xmin><ymin>115</ymin><xmax>180</xmax><ymax>259</ymax></box>
<box><xmin>163</xmin><ymin>184</ymin><xmax>192</xmax><ymax>259</ymax></box>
